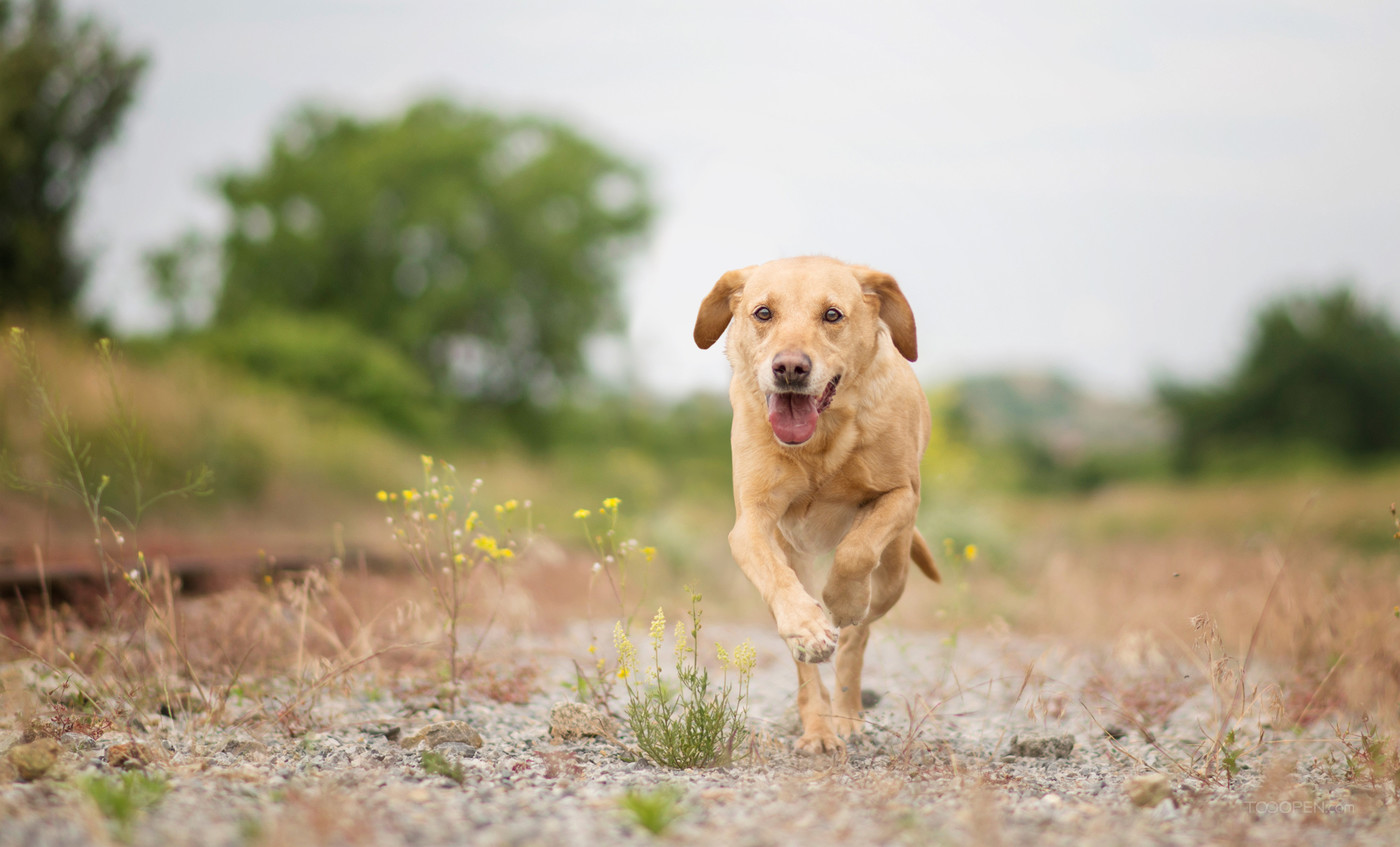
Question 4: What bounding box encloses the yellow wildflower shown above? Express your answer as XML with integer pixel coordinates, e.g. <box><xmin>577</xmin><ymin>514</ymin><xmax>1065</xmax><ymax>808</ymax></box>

<box><xmin>613</xmin><ymin>621</ymin><xmax>638</xmax><ymax>677</ymax></box>
<box><xmin>420</xmin><ymin>454</ymin><xmax>433</xmax><ymax>470</ymax></box>
<box><xmin>473</xmin><ymin>536</ymin><xmax>499</xmax><ymax>556</ymax></box>
<box><xmin>964</xmin><ymin>544</ymin><xmax>978</xmax><ymax>562</ymax></box>
<box><xmin>427</xmin><ymin>513</ymin><xmax>438</xmax><ymax>521</ymax></box>
<box><xmin>642</xmin><ymin>546</ymin><xmax>657</xmax><ymax>562</ymax></box>
<box><xmin>674</xmin><ymin>620</ymin><xmax>688</xmax><ymax>660</ymax></box>
<box><xmin>602</xmin><ymin>497</ymin><xmax>621</xmax><ymax>512</ymax></box>
<box><xmin>716</xmin><ymin>643</ymin><xmax>730</xmax><ymax>668</ymax></box>
<box><xmin>494</xmin><ymin>504</ymin><xmax>504</xmax><ymax>517</ymax></box>
<box><xmin>465</xmin><ymin>510</ymin><xmax>479</xmax><ymax>531</ymax></box>
<box><xmin>574</xmin><ymin>509</ymin><xmax>591</xmax><ymax>519</ymax></box>
<box><xmin>733</xmin><ymin>639</ymin><xmax>757</xmax><ymax>674</ymax></box>
<box><xmin>503</xmin><ymin>499</ymin><xmax>518</xmax><ymax>512</ymax></box>
<box><xmin>403</xmin><ymin>489</ymin><xmax>419</xmax><ymax>502</ymax></box>
<box><xmin>376</xmin><ymin>490</ymin><xmax>389</xmax><ymax>502</ymax></box>
<box><xmin>649</xmin><ymin>608</ymin><xmax>666</xmax><ymax>651</ymax></box>
<box><xmin>498</xmin><ymin>548</ymin><xmax>515</xmax><ymax>560</ymax></box>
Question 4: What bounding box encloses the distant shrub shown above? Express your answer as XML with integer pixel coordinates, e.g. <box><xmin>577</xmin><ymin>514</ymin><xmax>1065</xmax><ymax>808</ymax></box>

<box><xmin>199</xmin><ymin>312</ymin><xmax>444</xmax><ymax>435</ymax></box>
<box><xmin>1161</xmin><ymin>287</ymin><xmax>1400</xmax><ymax>472</ymax></box>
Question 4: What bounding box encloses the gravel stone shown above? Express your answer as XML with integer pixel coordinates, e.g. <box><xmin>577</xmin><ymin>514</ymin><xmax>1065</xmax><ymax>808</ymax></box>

<box><xmin>1008</xmin><ymin>734</ymin><xmax>1075</xmax><ymax>759</ymax></box>
<box><xmin>106</xmin><ymin>741</ymin><xmax>156</xmax><ymax>769</ymax></box>
<box><xmin>6</xmin><ymin>738</ymin><xmax>61</xmax><ymax>781</ymax></box>
<box><xmin>401</xmin><ymin>720</ymin><xmax>483</xmax><ymax>751</ymax></box>
<box><xmin>1125</xmin><ymin>773</ymin><xmax>1172</xmax><ymax>808</ymax></box>
<box><xmin>3</xmin><ymin>625</ymin><xmax>1397</xmax><ymax>846</ymax></box>
<box><xmin>548</xmin><ymin>702</ymin><xmax>613</xmax><ymax>742</ymax></box>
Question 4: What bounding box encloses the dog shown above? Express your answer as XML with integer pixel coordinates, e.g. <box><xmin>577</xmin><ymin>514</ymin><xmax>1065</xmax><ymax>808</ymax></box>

<box><xmin>693</xmin><ymin>255</ymin><xmax>940</xmax><ymax>755</ymax></box>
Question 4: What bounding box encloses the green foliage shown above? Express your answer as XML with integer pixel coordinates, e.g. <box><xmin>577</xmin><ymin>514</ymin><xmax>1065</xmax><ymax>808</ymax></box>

<box><xmin>80</xmin><ymin>771</ymin><xmax>168</xmax><ymax>842</ymax></box>
<box><xmin>618</xmin><ymin>784</ymin><xmax>685</xmax><ymax>835</ymax></box>
<box><xmin>197</xmin><ymin>312</ymin><xmax>445</xmax><ymax>436</ymax></box>
<box><xmin>618</xmin><ymin>591</ymin><xmax>753</xmax><ymax>769</ymax></box>
<box><xmin>1336</xmin><ymin>715</ymin><xmax>1400</xmax><ymax>791</ymax></box>
<box><xmin>1219</xmin><ymin>728</ymin><xmax>1245</xmax><ymax>784</ymax></box>
<box><xmin>378</xmin><ymin>456</ymin><xmax>525</xmax><ymax>713</ymax></box>
<box><xmin>152</xmin><ymin>98</ymin><xmax>652</xmax><ymax>408</ymax></box>
<box><xmin>0</xmin><ymin>0</ymin><xmax>147</xmax><ymax>315</ymax></box>
<box><xmin>1162</xmin><ymin>287</ymin><xmax>1400</xmax><ymax>472</ymax></box>
<box><xmin>419</xmin><ymin>750</ymin><xmax>466</xmax><ymax>785</ymax></box>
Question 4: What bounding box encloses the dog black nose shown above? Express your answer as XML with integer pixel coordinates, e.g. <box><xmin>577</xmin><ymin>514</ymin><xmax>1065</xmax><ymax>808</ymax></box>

<box><xmin>772</xmin><ymin>350</ymin><xmax>811</xmax><ymax>385</ymax></box>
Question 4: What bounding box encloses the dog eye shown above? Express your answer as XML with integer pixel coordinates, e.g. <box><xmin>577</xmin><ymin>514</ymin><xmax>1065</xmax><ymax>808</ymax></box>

<box><xmin>824</xmin><ymin>308</ymin><xmax>843</xmax><ymax>323</ymax></box>
<box><xmin>754</xmin><ymin>306</ymin><xmax>772</xmax><ymax>321</ymax></box>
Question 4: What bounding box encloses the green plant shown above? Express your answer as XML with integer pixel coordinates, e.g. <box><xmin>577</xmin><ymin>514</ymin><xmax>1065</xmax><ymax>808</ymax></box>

<box><xmin>420</xmin><ymin>750</ymin><xmax>466</xmax><ymax>785</ymax></box>
<box><xmin>566</xmin><ymin>497</ymin><xmax>656</xmax><ymax>712</ymax></box>
<box><xmin>619</xmin><ymin>784</ymin><xmax>685</xmax><ymax>835</ymax></box>
<box><xmin>3</xmin><ymin>329</ymin><xmax>215</xmax><ymax>721</ymax></box>
<box><xmin>80</xmin><ymin>771</ymin><xmax>169</xmax><ymax>842</ymax></box>
<box><xmin>379</xmin><ymin>455</ymin><xmax>525</xmax><ymax>712</ymax></box>
<box><xmin>1334</xmin><ymin>715</ymin><xmax>1400</xmax><ymax>794</ymax></box>
<box><xmin>1219</xmin><ymin>729</ymin><xmax>1247</xmax><ymax>786</ymax></box>
<box><xmin>617</xmin><ymin>589</ymin><xmax>754</xmax><ymax>769</ymax></box>
<box><xmin>3</xmin><ymin>331</ymin><xmax>213</xmax><ymax>592</ymax></box>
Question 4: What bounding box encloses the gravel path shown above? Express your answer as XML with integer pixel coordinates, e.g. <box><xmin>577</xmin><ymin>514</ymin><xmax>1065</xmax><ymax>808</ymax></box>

<box><xmin>2</xmin><ymin>621</ymin><xmax>1396</xmax><ymax>846</ymax></box>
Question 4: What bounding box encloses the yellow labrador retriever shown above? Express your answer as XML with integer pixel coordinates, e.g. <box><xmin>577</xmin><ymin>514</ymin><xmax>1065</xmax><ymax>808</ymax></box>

<box><xmin>694</xmin><ymin>255</ymin><xmax>940</xmax><ymax>755</ymax></box>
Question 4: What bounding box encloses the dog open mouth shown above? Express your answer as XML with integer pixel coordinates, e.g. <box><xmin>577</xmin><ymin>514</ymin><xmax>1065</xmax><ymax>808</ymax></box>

<box><xmin>767</xmin><ymin>375</ymin><xmax>841</xmax><ymax>445</ymax></box>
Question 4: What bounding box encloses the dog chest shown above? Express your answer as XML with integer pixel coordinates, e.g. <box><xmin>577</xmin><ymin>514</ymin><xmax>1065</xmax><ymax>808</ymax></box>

<box><xmin>777</xmin><ymin>496</ymin><xmax>859</xmax><ymax>555</ymax></box>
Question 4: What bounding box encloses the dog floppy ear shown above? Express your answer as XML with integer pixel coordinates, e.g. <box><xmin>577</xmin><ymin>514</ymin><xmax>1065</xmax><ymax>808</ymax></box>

<box><xmin>693</xmin><ymin>267</ymin><xmax>751</xmax><ymax>349</ymax></box>
<box><xmin>855</xmin><ymin>267</ymin><xmax>918</xmax><ymax>361</ymax></box>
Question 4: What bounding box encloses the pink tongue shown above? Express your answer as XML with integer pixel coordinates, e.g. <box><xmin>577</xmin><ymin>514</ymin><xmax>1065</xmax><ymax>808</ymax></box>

<box><xmin>767</xmin><ymin>393</ymin><xmax>819</xmax><ymax>444</ymax></box>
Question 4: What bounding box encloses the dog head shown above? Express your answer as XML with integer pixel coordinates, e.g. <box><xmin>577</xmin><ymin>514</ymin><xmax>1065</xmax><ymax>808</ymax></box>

<box><xmin>694</xmin><ymin>256</ymin><xmax>918</xmax><ymax>446</ymax></box>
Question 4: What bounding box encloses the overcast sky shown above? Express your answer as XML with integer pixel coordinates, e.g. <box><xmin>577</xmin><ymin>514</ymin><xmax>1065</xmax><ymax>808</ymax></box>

<box><xmin>73</xmin><ymin>0</ymin><xmax>1400</xmax><ymax>398</ymax></box>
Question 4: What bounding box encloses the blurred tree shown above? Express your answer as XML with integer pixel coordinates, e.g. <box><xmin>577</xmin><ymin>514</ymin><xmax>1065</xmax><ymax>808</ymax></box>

<box><xmin>1160</xmin><ymin>287</ymin><xmax>1400</xmax><ymax>471</ymax></box>
<box><xmin>0</xmin><ymin>0</ymin><xmax>146</xmax><ymax>314</ymax></box>
<box><xmin>153</xmin><ymin>99</ymin><xmax>652</xmax><ymax>406</ymax></box>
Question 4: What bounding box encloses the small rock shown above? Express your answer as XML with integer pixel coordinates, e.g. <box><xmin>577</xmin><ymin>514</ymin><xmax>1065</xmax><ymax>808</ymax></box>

<box><xmin>860</xmin><ymin>689</ymin><xmax>882</xmax><ymax>709</ymax></box>
<box><xmin>1103</xmin><ymin>725</ymin><xmax>1127</xmax><ymax>740</ymax></box>
<box><xmin>221</xmin><ymin>739</ymin><xmax>270</xmax><ymax>758</ymax></box>
<box><xmin>1008</xmin><ymin>734</ymin><xmax>1075</xmax><ymax>759</ymax></box>
<box><xmin>401</xmin><ymin>721</ymin><xmax>483</xmax><ymax>751</ymax></box>
<box><xmin>547</xmin><ymin>702</ymin><xmax>613</xmax><ymax>743</ymax></box>
<box><xmin>1125</xmin><ymin>773</ymin><xmax>1172</xmax><ymax>808</ymax></box>
<box><xmin>107</xmin><ymin>741</ymin><xmax>155</xmax><ymax>770</ymax></box>
<box><xmin>59</xmin><ymin>732</ymin><xmax>96</xmax><ymax>752</ymax></box>
<box><xmin>435</xmin><ymin>742</ymin><xmax>478</xmax><ymax>758</ymax></box>
<box><xmin>8</xmin><ymin>738</ymin><xmax>62</xmax><ymax>781</ymax></box>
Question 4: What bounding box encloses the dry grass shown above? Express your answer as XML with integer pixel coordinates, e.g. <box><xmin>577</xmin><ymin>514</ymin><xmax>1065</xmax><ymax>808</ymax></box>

<box><xmin>893</xmin><ymin>469</ymin><xmax>1400</xmax><ymax>791</ymax></box>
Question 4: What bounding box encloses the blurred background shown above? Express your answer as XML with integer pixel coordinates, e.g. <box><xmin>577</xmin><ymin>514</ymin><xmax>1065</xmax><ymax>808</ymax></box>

<box><xmin>3</xmin><ymin>0</ymin><xmax>1400</xmax><ymax>690</ymax></box>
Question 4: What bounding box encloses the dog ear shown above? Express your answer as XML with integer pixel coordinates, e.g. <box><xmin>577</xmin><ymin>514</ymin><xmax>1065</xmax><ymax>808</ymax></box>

<box><xmin>856</xmin><ymin>268</ymin><xmax>918</xmax><ymax>361</ymax></box>
<box><xmin>693</xmin><ymin>267</ymin><xmax>751</xmax><ymax>349</ymax></box>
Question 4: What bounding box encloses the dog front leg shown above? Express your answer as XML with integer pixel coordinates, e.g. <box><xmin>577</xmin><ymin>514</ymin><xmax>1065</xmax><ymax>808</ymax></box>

<box><xmin>729</xmin><ymin>514</ymin><xmax>838</xmax><ymax>663</ymax></box>
<box><xmin>823</xmin><ymin>487</ymin><xmax>919</xmax><ymax>628</ymax></box>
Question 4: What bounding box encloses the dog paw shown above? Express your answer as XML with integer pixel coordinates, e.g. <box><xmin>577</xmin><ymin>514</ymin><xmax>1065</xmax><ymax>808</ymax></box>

<box><xmin>794</xmin><ymin>728</ymin><xmax>846</xmax><ymax>756</ymax></box>
<box><xmin>832</xmin><ymin>713</ymin><xmax>863</xmax><ymax>739</ymax></box>
<box><xmin>822</xmin><ymin>576</ymin><xmax>871</xmax><ymax>629</ymax></box>
<box><xmin>775</xmin><ymin>599</ymin><xmax>838</xmax><ymax>664</ymax></box>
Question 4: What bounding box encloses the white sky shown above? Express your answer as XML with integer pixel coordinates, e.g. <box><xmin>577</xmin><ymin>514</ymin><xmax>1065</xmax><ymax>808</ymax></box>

<box><xmin>73</xmin><ymin>0</ymin><xmax>1400</xmax><ymax>398</ymax></box>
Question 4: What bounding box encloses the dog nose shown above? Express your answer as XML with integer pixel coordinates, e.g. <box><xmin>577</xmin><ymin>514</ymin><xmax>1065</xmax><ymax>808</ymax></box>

<box><xmin>772</xmin><ymin>350</ymin><xmax>812</xmax><ymax>385</ymax></box>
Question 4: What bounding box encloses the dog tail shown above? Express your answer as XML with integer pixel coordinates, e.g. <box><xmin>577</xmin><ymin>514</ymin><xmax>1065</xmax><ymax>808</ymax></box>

<box><xmin>911</xmin><ymin>529</ymin><xmax>941</xmax><ymax>583</ymax></box>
